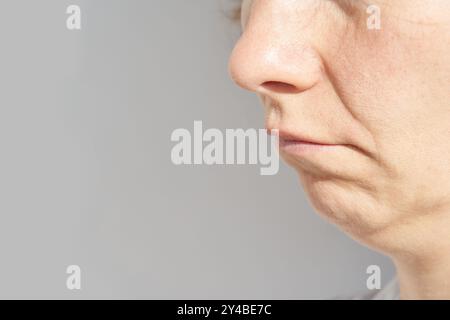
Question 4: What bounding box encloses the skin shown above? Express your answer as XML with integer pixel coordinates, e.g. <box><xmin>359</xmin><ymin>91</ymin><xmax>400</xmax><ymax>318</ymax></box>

<box><xmin>229</xmin><ymin>0</ymin><xmax>450</xmax><ymax>299</ymax></box>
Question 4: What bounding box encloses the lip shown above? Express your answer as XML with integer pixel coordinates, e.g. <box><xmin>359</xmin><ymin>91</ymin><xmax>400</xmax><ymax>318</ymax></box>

<box><xmin>271</xmin><ymin>129</ymin><xmax>343</xmax><ymax>156</ymax></box>
<box><xmin>279</xmin><ymin>139</ymin><xmax>341</xmax><ymax>155</ymax></box>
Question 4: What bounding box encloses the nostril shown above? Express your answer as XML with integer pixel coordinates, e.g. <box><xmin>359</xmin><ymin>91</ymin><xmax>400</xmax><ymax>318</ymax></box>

<box><xmin>261</xmin><ymin>81</ymin><xmax>299</xmax><ymax>94</ymax></box>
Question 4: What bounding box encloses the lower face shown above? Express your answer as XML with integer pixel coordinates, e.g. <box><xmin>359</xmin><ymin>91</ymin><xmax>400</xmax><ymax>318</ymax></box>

<box><xmin>235</xmin><ymin>0</ymin><xmax>450</xmax><ymax>251</ymax></box>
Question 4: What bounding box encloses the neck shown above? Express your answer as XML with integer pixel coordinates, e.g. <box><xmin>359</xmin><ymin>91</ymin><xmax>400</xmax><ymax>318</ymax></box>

<box><xmin>389</xmin><ymin>211</ymin><xmax>450</xmax><ymax>299</ymax></box>
<box><xmin>358</xmin><ymin>206</ymin><xmax>450</xmax><ymax>300</ymax></box>
<box><xmin>394</xmin><ymin>252</ymin><xmax>450</xmax><ymax>299</ymax></box>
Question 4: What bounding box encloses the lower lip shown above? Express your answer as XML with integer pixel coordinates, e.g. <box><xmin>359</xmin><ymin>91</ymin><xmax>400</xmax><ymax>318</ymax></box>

<box><xmin>279</xmin><ymin>140</ymin><xmax>341</xmax><ymax>155</ymax></box>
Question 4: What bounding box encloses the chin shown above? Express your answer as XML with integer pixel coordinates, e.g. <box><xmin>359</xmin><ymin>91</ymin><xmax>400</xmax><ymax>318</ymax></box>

<box><xmin>295</xmin><ymin>167</ymin><xmax>396</xmax><ymax>243</ymax></box>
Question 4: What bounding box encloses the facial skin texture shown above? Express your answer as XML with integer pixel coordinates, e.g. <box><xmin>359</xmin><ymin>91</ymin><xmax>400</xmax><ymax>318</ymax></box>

<box><xmin>229</xmin><ymin>0</ymin><xmax>450</xmax><ymax>299</ymax></box>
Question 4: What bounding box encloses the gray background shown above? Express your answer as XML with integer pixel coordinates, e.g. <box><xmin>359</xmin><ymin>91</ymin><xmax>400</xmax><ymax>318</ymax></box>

<box><xmin>0</xmin><ymin>0</ymin><xmax>394</xmax><ymax>299</ymax></box>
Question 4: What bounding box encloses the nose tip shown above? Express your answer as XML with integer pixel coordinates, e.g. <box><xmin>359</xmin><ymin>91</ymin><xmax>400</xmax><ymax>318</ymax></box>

<box><xmin>229</xmin><ymin>35</ymin><xmax>323</xmax><ymax>95</ymax></box>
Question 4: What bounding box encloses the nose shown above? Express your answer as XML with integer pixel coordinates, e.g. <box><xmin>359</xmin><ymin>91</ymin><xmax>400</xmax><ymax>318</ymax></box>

<box><xmin>228</xmin><ymin>2</ymin><xmax>324</xmax><ymax>95</ymax></box>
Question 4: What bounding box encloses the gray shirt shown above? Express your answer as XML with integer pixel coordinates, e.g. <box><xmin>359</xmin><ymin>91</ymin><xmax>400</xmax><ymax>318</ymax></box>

<box><xmin>334</xmin><ymin>277</ymin><xmax>400</xmax><ymax>300</ymax></box>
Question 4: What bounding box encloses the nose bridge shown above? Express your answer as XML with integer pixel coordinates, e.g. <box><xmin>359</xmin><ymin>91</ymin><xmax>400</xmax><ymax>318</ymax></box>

<box><xmin>229</xmin><ymin>0</ymin><xmax>324</xmax><ymax>94</ymax></box>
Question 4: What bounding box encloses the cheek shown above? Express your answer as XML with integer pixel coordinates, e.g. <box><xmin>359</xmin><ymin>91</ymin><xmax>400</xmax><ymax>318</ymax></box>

<box><xmin>328</xmin><ymin>20</ymin><xmax>447</xmax><ymax>160</ymax></box>
<box><xmin>324</xmin><ymin>20</ymin><xmax>450</xmax><ymax>208</ymax></box>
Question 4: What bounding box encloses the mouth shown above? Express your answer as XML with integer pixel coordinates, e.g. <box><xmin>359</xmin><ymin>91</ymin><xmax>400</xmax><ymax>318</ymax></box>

<box><xmin>279</xmin><ymin>138</ymin><xmax>342</xmax><ymax>156</ymax></box>
<box><xmin>270</xmin><ymin>129</ymin><xmax>344</xmax><ymax>157</ymax></box>
<box><xmin>267</xmin><ymin>126</ymin><xmax>372</xmax><ymax>177</ymax></box>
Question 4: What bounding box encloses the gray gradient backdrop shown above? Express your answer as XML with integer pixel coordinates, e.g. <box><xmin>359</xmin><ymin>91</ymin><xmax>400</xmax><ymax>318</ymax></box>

<box><xmin>0</xmin><ymin>0</ymin><xmax>394</xmax><ymax>299</ymax></box>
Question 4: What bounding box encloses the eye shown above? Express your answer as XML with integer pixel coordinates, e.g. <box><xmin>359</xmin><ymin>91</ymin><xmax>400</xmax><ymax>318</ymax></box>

<box><xmin>228</xmin><ymin>0</ymin><xmax>243</xmax><ymax>25</ymax></box>
<box><xmin>331</xmin><ymin>0</ymin><xmax>368</xmax><ymax>16</ymax></box>
<box><xmin>233</xmin><ymin>5</ymin><xmax>242</xmax><ymax>23</ymax></box>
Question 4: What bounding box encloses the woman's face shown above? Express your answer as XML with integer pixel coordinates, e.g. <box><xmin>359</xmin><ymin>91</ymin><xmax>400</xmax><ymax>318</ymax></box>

<box><xmin>229</xmin><ymin>0</ymin><xmax>450</xmax><ymax>251</ymax></box>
